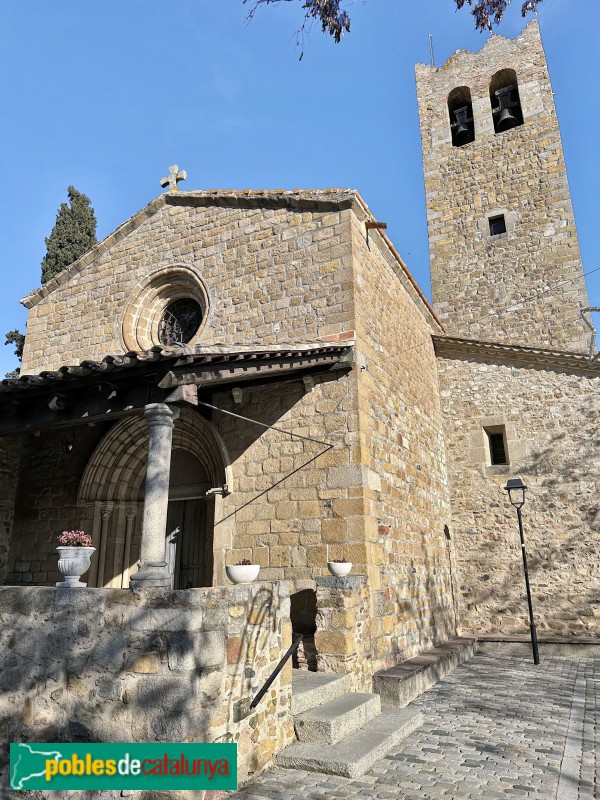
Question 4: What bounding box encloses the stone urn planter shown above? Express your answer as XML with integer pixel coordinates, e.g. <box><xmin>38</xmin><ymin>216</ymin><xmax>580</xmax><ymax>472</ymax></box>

<box><xmin>226</xmin><ymin>564</ymin><xmax>261</xmax><ymax>584</ymax></box>
<box><xmin>327</xmin><ymin>561</ymin><xmax>353</xmax><ymax>577</ymax></box>
<box><xmin>56</xmin><ymin>546</ymin><xmax>96</xmax><ymax>588</ymax></box>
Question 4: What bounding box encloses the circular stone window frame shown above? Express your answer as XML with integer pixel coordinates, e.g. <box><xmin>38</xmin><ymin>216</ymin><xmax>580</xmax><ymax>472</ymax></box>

<box><xmin>121</xmin><ymin>264</ymin><xmax>212</xmax><ymax>353</ymax></box>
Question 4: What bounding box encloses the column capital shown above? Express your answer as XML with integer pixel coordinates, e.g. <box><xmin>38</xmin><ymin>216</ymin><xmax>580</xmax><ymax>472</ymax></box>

<box><xmin>144</xmin><ymin>403</ymin><xmax>180</xmax><ymax>424</ymax></box>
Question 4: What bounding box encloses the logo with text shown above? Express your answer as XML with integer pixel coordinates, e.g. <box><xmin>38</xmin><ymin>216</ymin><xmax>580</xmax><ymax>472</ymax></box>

<box><xmin>10</xmin><ymin>743</ymin><xmax>237</xmax><ymax>791</ymax></box>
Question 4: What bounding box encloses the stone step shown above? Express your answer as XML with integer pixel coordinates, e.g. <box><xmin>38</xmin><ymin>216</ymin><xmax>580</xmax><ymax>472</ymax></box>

<box><xmin>291</xmin><ymin>669</ymin><xmax>350</xmax><ymax>715</ymax></box>
<box><xmin>278</xmin><ymin>707</ymin><xmax>423</xmax><ymax>778</ymax></box>
<box><xmin>373</xmin><ymin>636</ymin><xmax>477</xmax><ymax>708</ymax></box>
<box><xmin>294</xmin><ymin>692</ymin><xmax>381</xmax><ymax>745</ymax></box>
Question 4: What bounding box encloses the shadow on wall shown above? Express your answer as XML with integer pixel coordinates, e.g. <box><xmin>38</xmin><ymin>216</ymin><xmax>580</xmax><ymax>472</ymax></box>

<box><xmin>0</xmin><ymin>584</ymin><xmax>292</xmax><ymax>796</ymax></box>
<box><xmin>379</xmin><ymin>525</ymin><xmax>459</xmax><ymax>663</ymax></box>
<box><xmin>458</xmin><ymin>421</ymin><xmax>600</xmax><ymax>636</ymax></box>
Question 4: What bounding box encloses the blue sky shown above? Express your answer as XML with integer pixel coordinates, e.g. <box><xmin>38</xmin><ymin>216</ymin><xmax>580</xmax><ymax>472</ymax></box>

<box><xmin>1</xmin><ymin>0</ymin><xmax>598</xmax><ymax>375</ymax></box>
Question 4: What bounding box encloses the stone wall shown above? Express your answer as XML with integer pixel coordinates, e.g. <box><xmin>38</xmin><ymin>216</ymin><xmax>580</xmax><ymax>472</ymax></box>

<box><xmin>21</xmin><ymin>194</ymin><xmax>355</xmax><ymax>374</ymax></box>
<box><xmin>315</xmin><ymin>575</ymin><xmax>373</xmax><ymax>691</ymax></box>
<box><xmin>7</xmin><ymin>423</ymin><xmax>110</xmax><ymax>586</ymax></box>
<box><xmin>212</xmin><ymin>371</ymin><xmax>362</xmax><ymax>591</ymax></box>
<box><xmin>350</xmin><ymin>213</ymin><xmax>458</xmax><ymax>666</ymax></box>
<box><xmin>0</xmin><ymin>582</ymin><xmax>294</xmax><ymax>797</ymax></box>
<box><xmin>0</xmin><ymin>436</ymin><xmax>20</xmax><ymax>583</ymax></box>
<box><xmin>415</xmin><ymin>21</ymin><xmax>590</xmax><ymax>351</ymax></box>
<box><xmin>437</xmin><ymin>350</ymin><xmax>600</xmax><ymax>637</ymax></box>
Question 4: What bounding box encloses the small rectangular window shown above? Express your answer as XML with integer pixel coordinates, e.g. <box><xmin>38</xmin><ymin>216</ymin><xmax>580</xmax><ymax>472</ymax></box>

<box><xmin>487</xmin><ymin>431</ymin><xmax>508</xmax><ymax>465</ymax></box>
<box><xmin>489</xmin><ymin>214</ymin><xmax>507</xmax><ymax>236</ymax></box>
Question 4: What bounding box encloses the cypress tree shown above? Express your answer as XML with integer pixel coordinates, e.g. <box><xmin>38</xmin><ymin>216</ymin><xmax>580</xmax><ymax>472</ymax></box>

<box><xmin>41</xmin><ymin>186</ymin><xmax>98</xmax><ymax>284</ymax></box>
<box><xmin>4</xmin><ymin>330</ymin><xmax>25</xmax><ymax>378</ymax></box>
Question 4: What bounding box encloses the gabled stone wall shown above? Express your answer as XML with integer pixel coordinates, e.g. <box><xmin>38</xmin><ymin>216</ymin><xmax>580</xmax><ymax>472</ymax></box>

<box><xmin>0</xmin><ymin>582</ymin><xmax>294</xmax><ymax>796</ymax></box>
<box><xmin>21</xmin><ymin>196</ymin><xmax>355</xmax><ymax>374</ymax></box>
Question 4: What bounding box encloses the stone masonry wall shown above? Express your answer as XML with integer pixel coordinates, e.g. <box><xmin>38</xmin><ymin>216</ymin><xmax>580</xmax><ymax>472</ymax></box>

<box><xmin>7</xmin><ymin>423</ymin><xmax>111</xmax><ymax>585</ymax></box>
<box><xmin>350</xmin><ymin>214</ymin><xmax>459</xmax><ymax>667</ymax></box>
<box><xmin>0</xmin><ymin>582</ymin><xmax>294</xmax><ymax>797</ymax></box>
<box><xmin>415</xmin><ymin>21</ymin><xmax>590</xmax><ymax>351</ymax></box>
<box><xmin>437</xmin><ymin>352</ymin><xmax>600</xmax><ymax>637</ymax></box>
<box><xmin>212</xmin><ymin>371</ymin><xmax>363</xmax><ymax>591</ymax></box>
<box><xmin>0</xmin><ymin>436</ymin><xmax>20</xmax><ymax>583</ymax></box>
<box><xmin>21</xmin><ymin>197</ymin><xmax>355</xmax><ymax>374</ymax></box>
<box><xmin>315</xmin><ymin>575</ymin><xmax>373</xmax><ymax>691</ymax></box>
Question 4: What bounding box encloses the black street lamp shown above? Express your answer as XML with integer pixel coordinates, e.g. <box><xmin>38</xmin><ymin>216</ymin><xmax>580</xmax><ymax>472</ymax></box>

<box><xmin>504</xmin><ymin>478</ymin><xmax>540</xmax><ymax>665</ymax></box>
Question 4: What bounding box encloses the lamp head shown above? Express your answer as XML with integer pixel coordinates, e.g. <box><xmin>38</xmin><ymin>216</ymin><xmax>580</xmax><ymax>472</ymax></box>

<box><xmin>504</xmin><ymin>477</ymin><xmax>527</xmax><ymax>509</ymax></box>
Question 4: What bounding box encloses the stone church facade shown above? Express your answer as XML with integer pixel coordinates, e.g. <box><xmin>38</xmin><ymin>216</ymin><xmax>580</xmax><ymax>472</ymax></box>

<box><xmin>0</xmin><ymin>19</ymin><xmax>598</xmax><ymax>791</ymax></box>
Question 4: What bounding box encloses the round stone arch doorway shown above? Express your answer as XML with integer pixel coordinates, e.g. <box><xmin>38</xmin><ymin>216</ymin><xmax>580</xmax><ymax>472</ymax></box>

<box><xmin>77</xmin><ymin>407</ymin><xmax>229</xmax><ymax>589</ymax></box>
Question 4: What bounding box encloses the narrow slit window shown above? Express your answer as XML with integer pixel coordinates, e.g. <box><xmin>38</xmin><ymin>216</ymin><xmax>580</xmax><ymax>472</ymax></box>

<box><xmin>487</xmin><ymin>431</ymin><xmax>508</xmax><ymax>465</ymax></box>
<box><xmin>489</xmin><ymin>214</ymin><xmax>507</xmax><ymax>236</ymax></box>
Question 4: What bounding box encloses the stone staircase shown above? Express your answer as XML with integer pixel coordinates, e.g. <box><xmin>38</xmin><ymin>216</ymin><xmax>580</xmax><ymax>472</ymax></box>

<box><xmin>277</xmin><ymin>670</ymin><xmax>423</xmax><ymax>778</ymax></box>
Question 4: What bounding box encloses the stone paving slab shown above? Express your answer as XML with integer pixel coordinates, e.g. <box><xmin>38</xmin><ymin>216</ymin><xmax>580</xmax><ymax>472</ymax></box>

<box><xmin>231</xmin><ymin>653</ymin><xmax>599</xmax><ymax>799</ymax></box>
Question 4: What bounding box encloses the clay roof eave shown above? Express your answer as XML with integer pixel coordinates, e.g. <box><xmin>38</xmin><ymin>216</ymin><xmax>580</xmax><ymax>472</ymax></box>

<box><xmin>0</xmin><ymin>341</ymin><xmax>356</xmax><ymax>397</ymax></box>
<box><xmin>433</xmin><ymin>334</ymin><xmax>600</xmax><ymax>374</ymax></box>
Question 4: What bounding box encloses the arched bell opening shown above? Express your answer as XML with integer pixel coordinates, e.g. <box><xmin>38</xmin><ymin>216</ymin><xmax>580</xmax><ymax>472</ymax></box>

<box><xmin>291</xmin><ymin>588</ymin><xmax>318</xmax><ymax>671</ymax></box>
<box><xmin>78</xmin><ymin>407</ymin><xmax>229</xmax><ymax>589</ymax></box>
<box><xmin>448</xmin><ymin>86</ymin><xmax>475</xmax><ymax>147</ymax></box>
<box><xmin>490</xmin><ymin>68</ymin><xmax>524</xmax><ymax>134</ymax></box>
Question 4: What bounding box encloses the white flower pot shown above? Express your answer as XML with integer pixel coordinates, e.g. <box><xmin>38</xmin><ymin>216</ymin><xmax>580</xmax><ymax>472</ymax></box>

<box><xmin>327</xmin><ymin>561</ymin><xmax>353</xmax><ymax>577</ymax></box>
<box><xmin>226</xmin><ymin>564</ymin><xmax>260</xmax><ymax>584</ymax></box>
<box><xmin>56</xmin><ymin>546</ymin><xmax>96</xmax><ymax>588</ymax></box>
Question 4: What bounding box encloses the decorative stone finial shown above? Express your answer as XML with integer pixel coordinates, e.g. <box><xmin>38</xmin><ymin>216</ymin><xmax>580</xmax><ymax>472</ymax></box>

<box><xmin>160</xmin><ymin>165</ymin><xmax>187</xmax><ymax>192</ymax></box>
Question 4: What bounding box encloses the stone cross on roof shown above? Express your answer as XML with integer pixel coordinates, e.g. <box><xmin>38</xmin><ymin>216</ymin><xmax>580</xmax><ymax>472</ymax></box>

<box><xmin>160</xmin><ymin>165</ymin><xmax>187</xmax><ymax>192</ymax></box>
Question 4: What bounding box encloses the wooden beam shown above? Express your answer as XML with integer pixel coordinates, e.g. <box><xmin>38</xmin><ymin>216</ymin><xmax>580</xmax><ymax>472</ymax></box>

<box><xmin>159</xmin><ymin>353</ymin><xmax>347</xmax><ymax>389</ymax></box>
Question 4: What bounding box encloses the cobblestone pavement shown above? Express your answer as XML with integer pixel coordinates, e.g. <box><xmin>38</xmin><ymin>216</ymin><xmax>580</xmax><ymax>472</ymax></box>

<box><xmin>232</xmin><ymin>652</ymin><xmax>599</xmax><ymax>800</ymax></box>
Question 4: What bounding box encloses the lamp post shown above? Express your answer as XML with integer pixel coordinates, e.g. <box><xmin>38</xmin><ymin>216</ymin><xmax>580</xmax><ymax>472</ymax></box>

<box><xmin>504</xmin><ymin>478</ymin><xmax>540</xmax><ymax>665</ymax></box>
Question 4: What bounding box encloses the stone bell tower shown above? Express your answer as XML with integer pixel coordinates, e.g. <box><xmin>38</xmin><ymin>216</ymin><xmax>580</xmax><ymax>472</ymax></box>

<box><xmin>415</xmin><ymin>21</ymin><xmax>590</xmax><ymax>352</ymax></box>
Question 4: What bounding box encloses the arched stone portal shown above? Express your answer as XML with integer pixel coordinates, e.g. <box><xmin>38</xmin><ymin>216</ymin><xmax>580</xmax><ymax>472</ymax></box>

<box><xmin>78</xmin><ymin>407</ymin><xmax>229</xmax><ymax>588</ymax></box>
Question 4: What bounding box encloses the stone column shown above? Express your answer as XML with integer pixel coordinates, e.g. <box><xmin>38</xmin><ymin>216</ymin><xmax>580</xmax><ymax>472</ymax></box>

<box><xmin>121</xmin><ymin>507</ymin><xmax>137</xmax><ymax>588</ymax></box>
<box><xmin>129</xmin><ymin>404</ymin><xmax>179</xmax><ymax>590</ymax></box>
<box><xmin>96</xmin><ymin>505</ymin><xmax>113</xmax><ymax>588</ymax></box>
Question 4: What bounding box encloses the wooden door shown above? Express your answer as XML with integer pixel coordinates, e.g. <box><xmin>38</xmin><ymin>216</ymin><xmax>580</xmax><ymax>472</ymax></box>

<box><xmin>165</xmin><ymin>499</ymin><xmax>208</xmax><ymax>588</ymax></box>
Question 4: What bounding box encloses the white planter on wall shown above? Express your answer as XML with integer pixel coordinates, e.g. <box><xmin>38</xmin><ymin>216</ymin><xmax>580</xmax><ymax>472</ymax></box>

<box><xmin>226</xmin><ymin>564</ymin><xmax>260</xmax><ymax>584</ymax></box>
<box><xmin>56</xmin><ymin>546</ymin><xmax>96</xmax><ymax>588</ymax></box>
<box><xmin>327</xmin><ymin>561</ymin><xmax>352</xmax><ymax>578</ymax></box>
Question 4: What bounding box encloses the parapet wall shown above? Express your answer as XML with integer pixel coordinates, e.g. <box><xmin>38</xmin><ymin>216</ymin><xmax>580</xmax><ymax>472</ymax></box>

<box><xmin>0</xmin><ymin>583</ymin><xmax>294</xmax><ymax>798</ymax></box>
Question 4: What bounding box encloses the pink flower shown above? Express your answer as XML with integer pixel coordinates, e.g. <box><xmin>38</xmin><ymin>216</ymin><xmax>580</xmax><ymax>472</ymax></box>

<box><xmin>58</xmin><ymin>530</ymin><xmax>92</xmax><ymax>547</ymax></box>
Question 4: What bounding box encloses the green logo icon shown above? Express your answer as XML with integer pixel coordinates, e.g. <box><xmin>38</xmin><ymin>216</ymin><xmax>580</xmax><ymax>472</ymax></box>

<box><xmin>10</xmin><ymin>742</ymin><xmax>237</xmax><ymax>791</ymax></box>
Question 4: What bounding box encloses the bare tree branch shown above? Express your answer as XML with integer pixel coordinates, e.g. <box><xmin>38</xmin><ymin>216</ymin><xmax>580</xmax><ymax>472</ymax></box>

<box><xmin>244</xmin><ymin>0</ymin><xmax>350</xmax><ymax>55</ymax></box>
<box><xmin>244</xmin><ymin>0</ymin><xmax>543</xmax><ymax>46</ymax></box>
<box><xmin>456</xmin><ymin>0</ymin><xmax>543</xmax><ymax>32</ymax></box>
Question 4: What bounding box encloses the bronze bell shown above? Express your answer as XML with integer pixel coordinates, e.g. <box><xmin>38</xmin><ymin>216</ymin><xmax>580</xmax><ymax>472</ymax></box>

<box><xmin>494</xmin><ymin>86</ymin><xmax>518</xmax><ymax>132</ymax></box>
<box><xmin>496</xmin><ymin>106</ymin><xmax>517</xmax><ymax>131</ymax></box>
<box><xmin>451</xmin><ymin>105</ymin><xmax>474</xmax><ymax>146</ymax></box>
